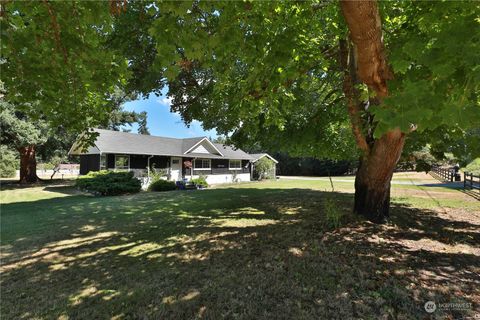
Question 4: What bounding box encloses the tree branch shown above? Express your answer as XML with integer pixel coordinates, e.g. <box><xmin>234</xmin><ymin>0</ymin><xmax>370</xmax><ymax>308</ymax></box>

<box><xmin>42</xmin><ymin>0</ymin><xmax>68</xmax><ymax>64</ymax></box>
<box><xmin>339</xmin><ymin>0</ymin><xmax>392</xmax><ymax>98</ymax></box>
<box><xmin>339</xmin><ymin>39</ymin><xmax>369</xmax><ymax>154</ymax></box>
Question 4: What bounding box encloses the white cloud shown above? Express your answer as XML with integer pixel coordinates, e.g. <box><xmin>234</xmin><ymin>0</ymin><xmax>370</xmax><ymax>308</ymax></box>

<box><xmin>156</xmin><ymin>96</ymin><xmax>180</xmax><ymax>118</ymax></box>
<box><xmin>157</xmin><ymin>97</ymin><xmax>173</xmax><ymax>106</ymax></box>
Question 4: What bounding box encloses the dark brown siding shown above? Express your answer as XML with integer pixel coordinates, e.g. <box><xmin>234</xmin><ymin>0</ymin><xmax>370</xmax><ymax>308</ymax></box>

<box><xmin>106</xmin><ymin>154</ymin><xmax>115</xmax><ymax>169</ymax></box>
<box><xmin>130</xmin><ymin>155</ymin><xmax>149</xmax><ymax>169</ymax></box>
<box><xmin>150</xmin><ymin>156</ymin><xmax>170</xmax><ymax>169</ymax></box>
<box><xmin>105</xmin><ymin>154</ymin><xmax>170</xmax><ymax>170</ymax></box>
<box><xmin>80</xmin><ymin>154</ymin><xmax>100</xmax><ymax>175</ymax></box>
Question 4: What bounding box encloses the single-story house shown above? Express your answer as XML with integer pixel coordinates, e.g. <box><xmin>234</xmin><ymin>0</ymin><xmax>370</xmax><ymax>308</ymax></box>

<box><xmin>69</xmin><ymin>129</ymin><xmax>278</xmax><ymax>184</ymax></box>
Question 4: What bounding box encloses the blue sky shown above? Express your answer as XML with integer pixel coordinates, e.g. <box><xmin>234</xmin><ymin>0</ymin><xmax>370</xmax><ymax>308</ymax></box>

<box><xmin>122</xmin><ymin>89</ymin><xmax>217</xmax><ymax>139</ymax></box>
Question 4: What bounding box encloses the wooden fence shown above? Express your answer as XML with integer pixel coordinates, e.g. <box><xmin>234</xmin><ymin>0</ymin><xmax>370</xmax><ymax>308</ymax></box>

<box><xmin>464</xmin><ymin>172</ymin><xmax>480</xmax><ymax>191</ymax></box>
<box><xmin>431</xmin><ymin>166</ymin><xmax>456</xmax><ymax>182</ymax></box>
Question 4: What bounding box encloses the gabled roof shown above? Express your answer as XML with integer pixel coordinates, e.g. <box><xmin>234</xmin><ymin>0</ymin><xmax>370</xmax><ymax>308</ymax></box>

<box><xmin>249</xmin><ymin>153</ymin><xmax>279</xmax><ymax>164</ymax></box>
<box><xmin>183</xmin><ymin>137</ymin><xmax>224</xmax><ymax>156</ymax></box>
<box><xmin>182</xmin><ymin>137</ymin><xmax>204</xmax><ymax>154</ymax></box>
<box><xmin>69</xmin><ymin>129</ymin><xmax>253</xmax><ymax>160</ymax></box>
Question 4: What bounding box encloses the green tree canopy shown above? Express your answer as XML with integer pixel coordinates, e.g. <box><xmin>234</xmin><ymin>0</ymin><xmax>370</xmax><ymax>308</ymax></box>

<box><xmin>121</xmin><ymin>1</ymin><xmax>478</xmax><ymax>161</ymax></box>
<box><xmin>137</xmin><ymin>0</ymin><xmax>479</xmax><ymax>221</ymax></box>
<box><xmin>0</xmin><ymin>100</ymin><xmax>47</xmax><ymax>149</ymax></box>
<box><xmin>1</xmin><ymin>1</ymin><xmax>130</xmax><ymax>133</ymax></box>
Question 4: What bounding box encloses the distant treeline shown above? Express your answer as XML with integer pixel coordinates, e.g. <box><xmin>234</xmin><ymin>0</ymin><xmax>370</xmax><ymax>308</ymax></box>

<box><xmin>273</xmin><ymin>153</ymin><xmax>358</xmax><ymax>177</ymax></box>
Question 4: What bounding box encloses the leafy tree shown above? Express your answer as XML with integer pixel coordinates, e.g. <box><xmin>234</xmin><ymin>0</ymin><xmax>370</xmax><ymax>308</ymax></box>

<box><xmin>254</xmin><ymin>157</ymin><xmax>276</xmax><ymax>180</ymax></box>
<box><xmin>0</xmin><ymin>145</ymin><xmax>17</xmax><ymax>178</ymax></box>
<box><xmin>2</xmin><ymin>2</ymin><xmax>123</xmax><ymax>182</ymax></box>
<box><xmin>137</xmin><ymin>111</ymin><xmax>150</xmax><ymax>135</ymax></box>
<box><xmin>273</xmin><ymin>153</ymin><xmax>356</xmax><ymax>177</ymax></box>
<box><xmin>1</xmin><ymin>1</ymin><xmax>131</xmax><ymax>144</ymax></box>
<box><xmin>36</xmin><ymin>129</ymin><xmax>78</xmax><ymax>164</ymax></box>
<box><xmin>211</xmin><ymin>136</ymin><xmax>227</xmax><ymax>144</ymax></box>
<box><xmin>135</xmin><ymin>0</ymin><xmax>479</xmax><ymax>222</ymax></box>
<box><xmin>0</xmin><ymin>101</ymin><xmax>48</xmax><ymax>183</ymax></box>
<box><xmin>0</xmin><ymin>93</ymin><xmax>146</xmax><ymax>183</ymax></box>
<box><xmin>2</xmin><ymin>1</ymin><xmax>478</xmax><ymax>221</ymax></box>
<box><xmin>99</xmin><ymin>87</ymin><xmax>150</xmax><ymax>132</ymax></box>
<box><xmin>410</xmin><ymin>146</ymin><xmax>436</xmax><ymax>174</ymax></box>
<box><xmin>106</xmin><ymin>1</ymin><xmax>165</xmax><ymax>98</ymax></box>
<box><xmin>464</xmin><ymin>158</ymin><xmax>480</xmax><ymax>175</ymax></box>
<box><xmin>1</xmin><ymin>3</ymin><xmax>149</xmax><ymax>181</ymax></box>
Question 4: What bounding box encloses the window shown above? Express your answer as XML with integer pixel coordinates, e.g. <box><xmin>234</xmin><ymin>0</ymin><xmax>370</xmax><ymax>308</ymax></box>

<box><xmin>115</xmin><ymin>155</ymin><xmax>130</xmax><ymax>170</ymax></box>
<box><xmin>194</xmin><ymin>159</ymin><xmax>211</xmax><ymax>170</ymax></box>
<box><xmin>172</xmin><ymin>159</ymin><xmax>179</xmax><ymax>164</ymax></box>
<box><xmin>229</xmin><ymin>159</ymin><xmax>242</xmax><ymax>170</ymax></box>
<box><xmin>100</xmin><ymin>154</ymin><xmax>107</xmax><ymax>170</ymax></box>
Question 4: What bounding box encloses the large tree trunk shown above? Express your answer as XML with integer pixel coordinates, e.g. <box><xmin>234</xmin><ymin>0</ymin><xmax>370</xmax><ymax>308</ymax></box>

<box><xmin>18</xmin><ymin>145</ymin><xmax>40</xmax><ymax>184</ymax></box>
<box><xmin>340</xmin><ymin>0</ymin><xmax>406</xmax><ymax>223</ymax></box>
<box><xmin>354</xmin><ymin>130</ymin><xmax>405</xmax><ymax>223</ymax></box>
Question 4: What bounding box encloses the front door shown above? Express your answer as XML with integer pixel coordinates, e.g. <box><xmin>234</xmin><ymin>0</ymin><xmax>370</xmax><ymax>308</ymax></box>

<box><xmin>170</xmin><ymin>157</ymin><xmax>182</xmax><ymax>181</ymax></box>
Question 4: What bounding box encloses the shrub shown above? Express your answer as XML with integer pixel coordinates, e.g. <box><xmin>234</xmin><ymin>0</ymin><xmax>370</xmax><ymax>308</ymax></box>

<box><xmin>464</xmin><ymin>158</ymin><xmax>480</xmax><ymax>175</ymax></box>
<box><xmin>323</xmin><ymin>198</ymin><xmax>343</xmax><ymax>228</ymax></box>
<box><xmin>255</xmin><ymin>157</ymin><xmax>275</xmax><ymax>180</ymax></box>
<box><xmin>411</xmin><ymin>146</ymin><xmax>436</xmax><ymax>173</ymax></box>
<box><xmin>76</xmin><ymin>170</ymin><xmax>141</xmax><ymax>196</ymax></box>
<box><xmin>0</xmin><ymin>146</ymin><xmax>17</xmax><ymax>178</ymax></box>
<box><xmin>149</xmin><ymin>166</ymin><xmax>168</xmax><ymax>182</ymax></box>
<box><xmin>191</xmin><ymin>175</ymin><xmax>208</xmax><ymax>188</ymax></box>
<box><xmin>148</xmin><ymin>179</ymin><xmax>176</xmax><ymax>192</ymax></box>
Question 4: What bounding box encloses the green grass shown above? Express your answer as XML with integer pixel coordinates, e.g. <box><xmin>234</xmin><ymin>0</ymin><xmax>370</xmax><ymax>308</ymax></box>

<box><xmin>1</xmin><ymin>179</ymin><xmax>479</xmax><ymax>319</ymax></box>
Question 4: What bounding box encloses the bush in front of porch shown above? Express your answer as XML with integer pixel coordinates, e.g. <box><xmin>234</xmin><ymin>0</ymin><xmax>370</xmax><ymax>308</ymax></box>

<box><xmin>76</xmin><ymin>170</ymin><xmax>141</xmax><ymax>196</ymax></box>
<box><xmin>148</xmin><ymin>179</ymin><xmax>176</xmax><ymax>192</ymax></box>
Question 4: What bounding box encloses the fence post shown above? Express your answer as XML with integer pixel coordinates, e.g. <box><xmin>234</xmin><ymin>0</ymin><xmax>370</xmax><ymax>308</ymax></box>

<box><xmin>464</xmin><ymin>172</ymin><xmax>466</xmax><ymax>189</ymax></box>
<box><xmin>471</xmin><ymin>173</ymin><xmax>474</xmax><ymax>189</ymax></box>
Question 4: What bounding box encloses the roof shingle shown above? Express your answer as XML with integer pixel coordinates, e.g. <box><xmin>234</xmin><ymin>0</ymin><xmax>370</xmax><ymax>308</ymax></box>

<box><xmin>71</xmin><ymin>129</ymin><xmax>253</xmax><ymax>160</ymax></box>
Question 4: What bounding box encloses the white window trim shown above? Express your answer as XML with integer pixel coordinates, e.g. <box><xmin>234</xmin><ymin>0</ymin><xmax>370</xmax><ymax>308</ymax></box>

<box><xmin>229</xmin><ymin>159</ymin><xmax>242</xmax><ymax>170</ymax></box>
<box><xmin>114</xmin><ymin>154</ymin><xmax>130</xmax><ymax>170</ymax></box>
<box><xmin>193</xmin><ymin>158</ymin><xmax>211</xmax><ymax>170</ymax></box>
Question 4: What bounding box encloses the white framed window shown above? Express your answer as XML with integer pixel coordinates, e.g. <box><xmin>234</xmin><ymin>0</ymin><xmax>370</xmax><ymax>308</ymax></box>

<box><xmin>229</xmin><ymin>159</ymin><xmax>242</xmax><ymax>170</ymax></box>
<box><xmin>100</xmin><ymin>154</ymin><xmax>107</xmax><ymax>170</ymax></box>
<box><xmin>194</xmin><ymin>159</ymin><xmax>211</xmax><ymax>170</ymax></box>
<box><xmin>115</xmin><ymin>155</ymin><xmax>130</xmax><ymax>170</ymax></box>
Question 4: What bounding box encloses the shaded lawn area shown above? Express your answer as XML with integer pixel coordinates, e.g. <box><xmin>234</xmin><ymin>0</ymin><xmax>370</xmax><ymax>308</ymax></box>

<box><xmin>1</xmin><ymin>179</ymin><xmax>479</xmax><ymax>319</ymax></box>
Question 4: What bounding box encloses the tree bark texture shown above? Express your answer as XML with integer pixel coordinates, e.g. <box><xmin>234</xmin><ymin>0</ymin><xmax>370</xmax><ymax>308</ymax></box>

<box><xmin>18</xmin><ymin>145</ymin><xmax>40</xmax><ymax>184</ymax></box>
<box><xmin>340</xmin><ymin>0</ymin><xmax>406</xmax><ymax>223</ymax></box>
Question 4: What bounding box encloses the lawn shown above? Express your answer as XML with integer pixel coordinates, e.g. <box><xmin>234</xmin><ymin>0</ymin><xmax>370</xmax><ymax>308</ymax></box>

<box><xmin>1</xmin><ymin>175</ymin><xmax>479</xmax><ymax>319</ymax></box>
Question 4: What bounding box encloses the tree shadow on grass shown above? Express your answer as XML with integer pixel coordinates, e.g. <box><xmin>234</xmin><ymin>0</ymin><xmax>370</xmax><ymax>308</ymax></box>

<box><xmin>460</xmin><ymin>189</ymin><xmax>480</xmax><ymax>201</ymax></box>
<box><xmin>0</xmin><ymin>178</ymin><xmax>75</xmax><ymax>189</ymax></box>
<box><xmin>1</xmin><ymin>188</ymin><xmax>479</xmax><ymax>319</ymax></box>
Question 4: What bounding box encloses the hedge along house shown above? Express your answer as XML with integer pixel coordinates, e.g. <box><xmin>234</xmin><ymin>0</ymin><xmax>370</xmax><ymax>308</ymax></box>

<box><xmin>68</xmin><ymin>129</ymin><xmax>256</xmax><ymax>184</ymax></box>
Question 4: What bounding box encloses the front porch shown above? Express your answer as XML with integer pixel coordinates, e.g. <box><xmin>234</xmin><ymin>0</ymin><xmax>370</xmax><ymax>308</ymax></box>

<box><xmin>80</xmin><ymin>153</ymin><xmax>253</xmax><ymax>185</ymax></box>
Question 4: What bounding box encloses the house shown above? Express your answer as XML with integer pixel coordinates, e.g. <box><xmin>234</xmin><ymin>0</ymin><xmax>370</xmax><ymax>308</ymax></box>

<box><xmin>69</xmin><ymin>129</ymin><xmax>277</xmax><ymax>185</ymax></box>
